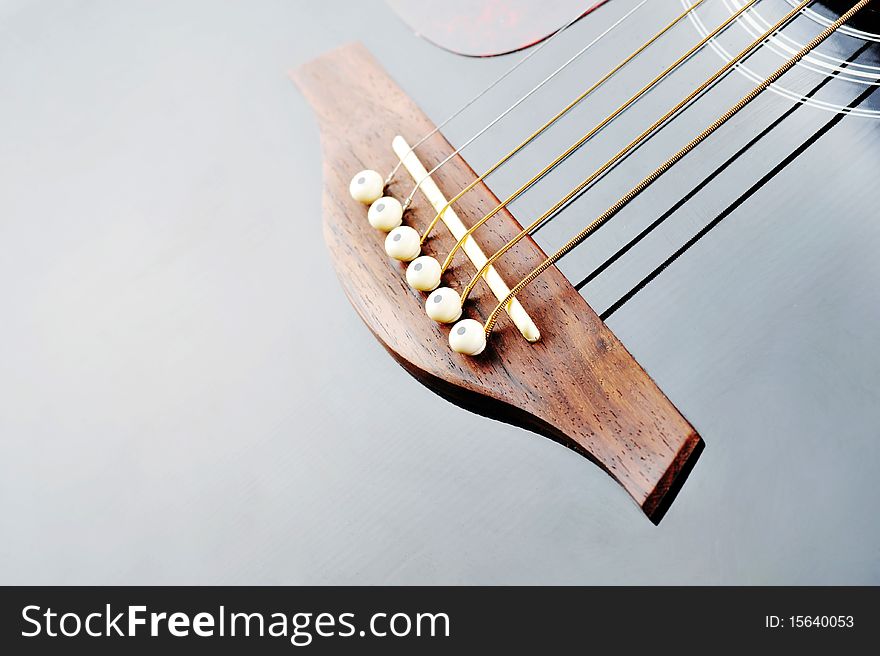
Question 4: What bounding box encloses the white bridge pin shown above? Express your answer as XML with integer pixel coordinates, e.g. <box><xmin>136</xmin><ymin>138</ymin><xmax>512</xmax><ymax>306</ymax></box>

<box><xmin>406</xmin><ymin>255</ymin><xmax>441</xmax><ymax>291</ymax></box>
<box><xmin>425</xmin><ymin>287</ymin><xmax>462</xmax><ymax>324</ymax></box>
<box><xmin>449</xmin><ymin>319</ymin><xmax>487</xmax><ymax>356</ymax></box>
<box><xmin>385</xmin><ymin>225</ymin><xmax>421</xmax><ymax>261</ymax></box>
<box><xmin>349</xmin><ymin>169</ymin><xmax>384</xmax><ymax>204</ymax></box>
<box><xmin>368</xmin><ymin>197</ymin><xmax>403</xmax><ymax>231</ymax></box>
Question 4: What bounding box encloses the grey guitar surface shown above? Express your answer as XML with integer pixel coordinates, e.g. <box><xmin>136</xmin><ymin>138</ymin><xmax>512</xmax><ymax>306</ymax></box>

<box><xmin>1</xmin><ymin>0</ymin><xmax>877</xmax><ymax>584</ymax></box>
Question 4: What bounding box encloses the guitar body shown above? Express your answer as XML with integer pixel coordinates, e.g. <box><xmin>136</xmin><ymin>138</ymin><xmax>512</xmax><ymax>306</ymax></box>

<box><xmin>385</xmin><ymin>0</ymin><xmax>607</xmax><ymax>56</ymax></box>
<box><xmin>8</xmin><ymin>0</ymin><xmax>879</xmax><ymax>586</ymax></box>
<box><xmin>295</xmin><ymin>44</ymin><xmax>703</xmax><ymax>522</ymax></box>
<box><xmin>294</xmin><ymin>0</ymin><xmax>880</xmax><ymax>561</ymax></box>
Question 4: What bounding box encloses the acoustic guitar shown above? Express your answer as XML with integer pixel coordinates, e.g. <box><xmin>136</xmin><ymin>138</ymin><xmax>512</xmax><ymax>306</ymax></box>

<box><xmin>293</xmin><ymin>0</ymin><xmax>880</xmax><ymax>523</ymax></box>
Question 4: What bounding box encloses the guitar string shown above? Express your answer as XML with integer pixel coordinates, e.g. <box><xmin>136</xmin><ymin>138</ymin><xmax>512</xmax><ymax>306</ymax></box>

<box><xmin>397</xmin><ymin>0</ymin><xmax>651</xmax><ymax>210</ymax></box>
<box><xmin>572</xmin><ymin>41</ymin><xmax>871</xmax><ymax>297</ymax></box>
<box><xmin>528</xmin><ymin>13</ymin><xmax>774</xmax><ymax>242</ymax></box>
<box><xmin>438</xmin><ymin>0</ymin><xmax>755</xmax><ymax>278</ymax></box>
<box><xmin>601</xmin><ymin>78</ymin><xmax>877</xmax><ymax>321</ymax></box>
<box><xmin>382</xmin><ymin>2</ymin><xmax>605</xmax><ymax>187</ymax></box>
<box><xmin>416</xmin><ymin>0</ymin><xmax>709</xmax><ymax>246</ymax></box>
<box><xmin>482</xmin><ymin>0</ymin><xmax>871</xmax><ymax>337</ymax></box>
<box><xmin>456</xmin><ymin>0</ymin><xmax>809</xmax><ymax>307</ymax></box>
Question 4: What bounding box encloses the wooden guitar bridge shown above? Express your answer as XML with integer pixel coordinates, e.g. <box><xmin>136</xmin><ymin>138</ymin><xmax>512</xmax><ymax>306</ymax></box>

<box><xmin>293</xmin><ymin>43</ymin><xmax>703</xmax><ymax>522</ymax></box>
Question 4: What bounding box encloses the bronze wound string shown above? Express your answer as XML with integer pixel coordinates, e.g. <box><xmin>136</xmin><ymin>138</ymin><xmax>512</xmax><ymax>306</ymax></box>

<box><xmin>457</xmin><ymin>0</ymin><xmax>812</xmax><ymax>307</ymax></box>
<box><xmin>440</xmin><ymin>0</ymin><xmax>758</xmax><ymax>281</ymax></box>
<box><xmin>418</xmin><ymin>0</ymin><xmax>709</xmax><ymax>246</ymax></box>
<box><xmin>481</xmin><ymin>0</ymin><xmax>871</xmax><ymax>339</ymax></box>
<box><xmin>586</xmin><ymin>39</ymin><xmax>874</xmax><ymax>317</ymax></box>
<box><xmin>399</xmin><ymin>0</ymin><xmax>651</xmax><ymax>209</ymax></box>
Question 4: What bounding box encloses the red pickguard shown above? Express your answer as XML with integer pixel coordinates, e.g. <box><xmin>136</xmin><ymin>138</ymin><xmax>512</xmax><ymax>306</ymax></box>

<box><xmin>386</xmin><ymin>0</ymin><xmax>611</xmax><ymax>57</ymax></box>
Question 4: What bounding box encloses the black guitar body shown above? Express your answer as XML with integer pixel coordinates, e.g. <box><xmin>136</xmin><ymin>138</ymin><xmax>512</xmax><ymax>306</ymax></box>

<box><xmin>358</xmin><ymin>0</ymin><xmax>880</xmax><ymax>579</ymax></box>
<box><xmin>4</xmin><ymin>0</ymin><xmax>878</xmax><ymax>585</ymax></box>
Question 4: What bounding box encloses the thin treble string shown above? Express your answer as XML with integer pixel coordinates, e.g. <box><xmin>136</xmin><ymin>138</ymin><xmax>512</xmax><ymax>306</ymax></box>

<box><xmin>399</xmin><ymin>0</ymin><xmax>651</xmax><ymax>210</ymax></box>
<box><xmin>383</xmin><ymin>2</ymin><xmax>601</xmax><ymax>187</ymax></box>
<box><xmin>417</xmin><ymin>0</ymin><xmax>708</xmax><ymax>247</ymax></box>
<box><xmin>483</xmin><ymin>0</ymin><xmax>870</xmax><ymax>336</ymax></box>
<box><xmin>448</xmin><ymin>0</ymin><xmax>758</xmax><ymax>294</ymax></box>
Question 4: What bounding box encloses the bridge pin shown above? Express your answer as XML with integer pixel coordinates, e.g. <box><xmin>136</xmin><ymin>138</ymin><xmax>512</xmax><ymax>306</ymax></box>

<box><xmin>368</xmin><ymin>197</ymin><xmax>403</xmax><ymax>231</ymax></box>
<box><xmin>449</xmin><ymin>319</ymin><xmax>487</xmax><ymax>356</ymax></box>
<box><xmin>425</xmin><ymin>287</ymin><xmax>462</xmax><ymax>324</ymax></box>
<box><xmin>406</xmin><ymin>256</ymin><xmax>441</xmax><ymax>292</ymax></box>
<box><xmin>385</xmin><ymin>226</ymin><xmax>421</xmax><ymax>261</ymax></box>
<box><xmin>349</xmin><ymin>169</ymin><xmax>384</xmax><ymax>204</ymax></box>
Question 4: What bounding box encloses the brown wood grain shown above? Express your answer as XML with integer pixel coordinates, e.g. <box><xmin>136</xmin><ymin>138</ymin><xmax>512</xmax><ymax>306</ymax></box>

<box><xmin>292</xmin><ymin>42</ymin><xmax>703</xmax><ymax>522</ymax></box>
